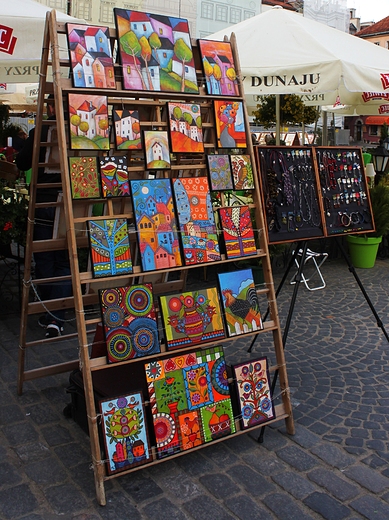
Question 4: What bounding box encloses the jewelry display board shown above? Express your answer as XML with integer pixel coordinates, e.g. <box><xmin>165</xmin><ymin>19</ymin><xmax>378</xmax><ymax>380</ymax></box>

<box><xmin>17</xmin><ymin>10</ymin><xmax>294</xmax><ymax>506</ymax></box>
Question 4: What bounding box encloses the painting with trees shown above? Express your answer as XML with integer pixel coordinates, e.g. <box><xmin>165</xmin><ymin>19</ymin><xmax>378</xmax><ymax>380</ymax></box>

<box><xmin>113</xmin><ymin>109</ymin><xmax>141</xmax><ymax>150</ymax></box>
<box><xmin>68</xmin><ymin>94</ymin><xmax>110</xmax><ymax>150</ymax></box>
<box><xmin>143</xmin><ymin>130</ymin><xmax>171</xmax><ymax>169</ymax></box>
<box><xmin>198</xmin><ymin>40</ymin><xmax>238</xmax><ymax>96</ymax></box>
<box><xmin>114</xmin><ymin>9</ymin><xmax>198</xmax><ymax>94</ymax></box>
<box><xmin>168</xmin><ymin>102</ymin><xmax>204</xmax><ymax>153</ymax></box>
<box><xmin>219</xmin><ymin>206</ymin><xmax>257</xmax><ymax>259</ymax></box>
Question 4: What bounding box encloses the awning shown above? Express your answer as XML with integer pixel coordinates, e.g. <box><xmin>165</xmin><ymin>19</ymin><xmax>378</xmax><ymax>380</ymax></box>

<box><xmin>365</xmin><ymin>116</ymin><xmax>389</xmax><ymax>125</ymax></box>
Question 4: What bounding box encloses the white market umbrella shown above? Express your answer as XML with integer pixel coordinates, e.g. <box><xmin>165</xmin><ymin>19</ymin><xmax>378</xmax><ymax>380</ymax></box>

<box><xmin>0</xmin><ymin>0</ymin><xmax>84</xmax><ymax>84</ymax></box>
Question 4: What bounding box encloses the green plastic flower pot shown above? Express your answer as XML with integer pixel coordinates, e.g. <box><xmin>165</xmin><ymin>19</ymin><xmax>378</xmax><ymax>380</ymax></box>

<box><xmin>346</xmin><ymin>235</ymin><xmax>382</xmax><ymax>268</ymax></box>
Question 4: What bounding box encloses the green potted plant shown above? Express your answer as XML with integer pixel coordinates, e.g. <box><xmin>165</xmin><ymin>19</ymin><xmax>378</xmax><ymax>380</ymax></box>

<box><xmin>346</xmin><ymin>182</ymin><xmax>389</xmax><ymax>268</ymax></box>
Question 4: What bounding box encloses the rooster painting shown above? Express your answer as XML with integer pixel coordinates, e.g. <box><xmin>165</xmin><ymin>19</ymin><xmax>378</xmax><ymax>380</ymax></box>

<box><xmin>219</xmin><ymin>269</ymin><xmax>263</xmax><ymax>337</ymax></box>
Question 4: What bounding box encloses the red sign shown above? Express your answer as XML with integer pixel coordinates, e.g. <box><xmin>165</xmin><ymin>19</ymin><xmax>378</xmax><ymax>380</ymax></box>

<box><xmin>381</xmin><ymin>73</ymin><xmax>389</xmax><ymax>91</ymax></box>
<box><xmin>0</xmin><ymin>25</ymin><xmax>17</xmax><ymax>55</ymax></box>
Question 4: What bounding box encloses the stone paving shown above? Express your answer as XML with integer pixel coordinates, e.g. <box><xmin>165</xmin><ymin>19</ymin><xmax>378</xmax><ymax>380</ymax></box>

<box><xmin>1</xmin><ymin>252</ymin><xmax>389</xmax><ymax>519</ymax></box>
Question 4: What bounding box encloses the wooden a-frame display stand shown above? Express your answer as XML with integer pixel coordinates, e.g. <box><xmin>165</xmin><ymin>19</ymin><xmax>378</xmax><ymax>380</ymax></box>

<box><xmin>18</xmin><ymin>10</ymin><xmax>294</xmax><ymax>505</ymax></box>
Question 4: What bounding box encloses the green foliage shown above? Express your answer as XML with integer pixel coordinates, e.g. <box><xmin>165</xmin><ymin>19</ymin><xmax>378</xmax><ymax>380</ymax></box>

<box><xmin>369</xmin><ymin>182</ymin><xmax>389</xmax><ymax>237</ymax></box>
<box><xmin>0</xmin><ymin>181</ymin><xmax>28</xmax><ymax>246</ymax></box>
<box><xmin>380</xmin><ymin>123</ymin><xmax>388</xmax><ymax>141</ymax></box>
<box><xmin>252</xmin><ymin>94</ymin><xmax>320</xmax><ymax>129</ymax></box>
<box><xmin>0</xmin><ymin>105</ymin><xmax>21</xmax><ymax>147</ymax></box>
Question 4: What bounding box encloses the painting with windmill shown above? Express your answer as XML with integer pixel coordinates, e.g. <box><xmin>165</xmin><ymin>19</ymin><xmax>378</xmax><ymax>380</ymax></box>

<box><xmin>114</xmin><ymin>9</ymin><xmax>199</xmax><ymax>93</ymax></box>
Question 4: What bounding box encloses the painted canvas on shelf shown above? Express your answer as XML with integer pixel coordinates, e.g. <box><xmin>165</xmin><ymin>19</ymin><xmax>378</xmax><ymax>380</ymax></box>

<box><xmin>219</xmin><ymin>206</ymin><xmax>257</xmax><ymax>259</ymax></box>
<box><xmin>114</xmin><ymin>9</ymin><xmax>198</xmax><ymax>94</ymax></box>
<box><xmin>100</xmin><ymin>283</ymin><xmax>160</xmax><ymax>363</ymax></box>
<box><xmin>159</xmin><ymin>287</ymin><xmax>225</xmax><ymax>350</ymax></box>
<box><xmin>207</xmin><ymin>154</ymin><xmax>234</xmax><ymax>191</ymax></box>
<box><xmin>143</xmin><ymin>130</ymin><xmax>171</xmax><ymax>169</ymax></box>
<box><xmin>214</xmin><ymin>100</ymin><xmax>247</xmax><ymax>149</ymax></box>
<box><xmin>230</xmin><ymin>154</ymin><xmax>255</xmax><ymax>189</ymax></box>
<box><xmin>68</xmin><ymin>93</ymin><xmax>110</xmax><ymax>150</ymax></box>
<box><xmin>68</xmin><ymin>156</ymin><xmax>101</xmax><ymax>199</ymax></box>
<box><xmin>66</xmin><ymin>24</ymin><xmax>116</xmax><ymax>89</ymax></box>
<box><xmin>113</xmin><ymin>109</ymin><xmax>142</xmax><ymax>150</ymax></box>
<box><xmin>218</xmin><ymin>268</ymin><xmax>263</xmax><ymax>337</ymax></box>
<box><xmin>99</xmin><ymin>156</ymin><xmax>130</xmax><ymax>197</ymax></box>
<box><xmin>144</xmin><ymin>345</ymin><xmax>235</xmax><ymax>459</ymax></box>
<box><xmin>168</xmin><ymin>102</ymin><xmax>204</xmax><ymax>153</ymax></box>
<box><xmin>233</xmin><ymin>357</ymin><xmax>275</xmax><ymax>429</ymax></box>
<box><xmin>88</xmin><ymin>218</ymin><xmax>133</xmax><ymax>278</ymax></box>
<box><xmin>100</xmin><ymin>392</ymin><xmax>152</xmax><ymax>474</ymax></box>
<box><xmin>131</xmin><ymin>179</ymin><xmax>182</xmax><ymax>271</ymax></box>
<box><xmin>198</xmin><ymin>39</ymin><xmax>239</xmax><ymax>96</ymax></box>
<box><xmin>173</xmin><ymin>177</ymin><xmax>220</xmax><ymax>265</ymax></box>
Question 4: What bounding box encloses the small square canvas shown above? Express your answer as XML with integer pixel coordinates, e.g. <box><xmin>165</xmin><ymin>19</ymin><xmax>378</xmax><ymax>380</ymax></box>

<box><xmin>143</xmin><ymin>130</ymin><xmax>171</xmax><ymax>169</ymax></box>
<box><xmin>159</xmin><ymin>287</ymin><xmax>225</xmax><ymax>350</ymax></box>
<box><xmin>114</xmin><ymin>9</ymin><xmax>198</xmax><ymax>94</ymax></box>
<box><xmin>207</xmin><ymin>154</ymin><xmax>234</xmax><ymax>191</ymax></box>
<box><xmin>219</xmin><ymin>206</ymin><xmax>257</xmax><ymax>258</ymax></box>
<box><xmin>168</xmin><ymin>102</ymin><xmax>204</xmax><ymax>153</ymax></box>
<box><xmin>66</xmin><ymin>24</ymin><xmax>116</xmax><ymax>89</ymax></box>
<box><xmin>173</xmin><ymin>177</ymin><xmax>220</xmax><ymax>265</ymax></box>
<box><xmin>99</xmin><ymin>392</ymin><xmax>152</xmax><ymax>474</ymax></box>
<box><xmin>233</xmin><ymin>357</ymin><xmax>275</xmax><ymax>429</ymax></box>
<box><xmin>68</xmin><ymin>156</ymin><xmax>101</xmax><ymax>199</ymax></box>
<box><xmin>198</xmin><ymin>39</ymin><xmax>239</xmax><ymax>96</ymax></box>
<box><xmin>100</xmin><ymin>283</ymin><xmax>160</xmax><ymax>362</ymax></box>
<box><xmin>218</xmin><ymin>268</ymin><xmax>263</xmax><ymax>337</ymax></box>
<box><xmin>230</xmin><ymin>155</ymin><xmax>255</xmax><ymax>189</ymax></box>
<box><xmin>131</xmin><ymin>178</ymin><xmax>182</xmax><ymax>271</ymax></box>
<box><xmin>68</xmin><ymin>93</ymin><xmax>110</xmax><ymax>150</ymax></box>
<box><xmin>113</xmin><ymin>109</ymin><xmax>142</xmax><ymax>150</ymax></box>
<box><xmin>99</xmin><ymin>156</ymin><xmax>130</xmax><ymax>197</ymax></box>
<box><xmin>88</xmin><ymin>218</ymin><xmax>133</xmax><ymax>278</ymax></box>
<box><xmin>214</xmin><ymin>100</ymin><xmax>247</xmax><ymax>149</ymax></box>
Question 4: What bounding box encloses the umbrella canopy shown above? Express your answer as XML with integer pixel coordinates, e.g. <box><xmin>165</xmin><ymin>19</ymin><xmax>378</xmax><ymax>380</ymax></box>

<box><xmin>0</xmin><ymin>0</ymin><xmax>84</xmax><ymax>83</ymax></box>
<box><xmin>207</xmin><ymin>7</ymin><xmax>389</xmax><ymax>104</ymax></box>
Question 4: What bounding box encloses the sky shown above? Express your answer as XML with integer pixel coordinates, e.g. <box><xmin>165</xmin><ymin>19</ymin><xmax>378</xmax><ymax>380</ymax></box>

<box><xmin>347</xmin><ymin>0</ymin><xmax>389</xmax><ymax>23</ymax></box>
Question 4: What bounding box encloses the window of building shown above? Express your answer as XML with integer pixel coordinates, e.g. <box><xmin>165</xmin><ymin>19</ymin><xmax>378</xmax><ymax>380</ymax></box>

<box><xmin>201</xmin><ymin>2</ymin><xmax>214</xmax><ymax>20</ymax></box>
<box><xmin>369</xmin><ymin>125</ymin><xmax>379</xmax><ymax>136</ymax></box>
<box><xmin>386</xmin><ymin>41</ymin><xmax>389</xmax><ymax>49</ymax></box>
<box><xmin>216</xmin><ymin>4</ymin><xmax>228</xmax><ymax>22</ymax></box>
<box><xmin>76</xmin><ymin>0</ymin><xmax>92</xmax><ymax>20</ymax></box>
<box><xmin>47</xmin><ymin>0</ymin><xmax>66</xmax><ymax>9</ymax></box>
<box><xmin>230</xmin><ymin>8</ymin><xmax>241</xmax><ymax>24</ymax></box>
<box><xmin>244</xmin><ymin>10</ymin><xmax>255</xmax><ymax>20</ymax></box>
<box><xmin>100</xmin><ymin>2</ymin><xmax>115</xmax><ymax>24</ymax></box>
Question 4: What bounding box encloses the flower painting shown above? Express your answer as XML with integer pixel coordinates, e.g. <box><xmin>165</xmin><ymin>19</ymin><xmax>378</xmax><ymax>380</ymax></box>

<box><xmin>99</xmin><ymin>156</ymin><xmax>130</xmax><ymax>197</ymax></box>
<box><xmin>168</xmin><ymin>102</ymin><xmax>204</xmax><ymax>153</ymax></box>
<box><xmin>214</xmin><ymin>100</ymin><xmax>247</xmax><ymax>149</ymax></box>
<box><xmin>198</xmin><ymin>39</ymin><xmax>238</xmax><ymax>96</ymax></box>
<box><xmin>230</xmin><ymin>154</ymin><xmax>254</xmax><ymax>189</ymax></box>
<box><xmin>143</xmin><ymin>130</ymin><xmax>171</xmax><ymax>169</ymax></box>
<box><xmin>68</xmin><ymin>94</ymin><xmax>110</xmax><ymax>150</ymax></box>
<box><xmin>207</xmin><ymin>154</ymin><xmax>234</xmax><ymax>191</ymax></box>
<box><xmin>114</xmin><ymin>9</ymin><xmax>198</xmax><ymax>94</ymax></box>
<box><xmin>68</xmin><ymin>156</ymin><xmax>101</xmax><ymax>199</ymax></box>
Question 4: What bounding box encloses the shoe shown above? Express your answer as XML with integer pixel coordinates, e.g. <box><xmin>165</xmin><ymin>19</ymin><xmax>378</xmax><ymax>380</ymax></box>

<box><xmin>46</xmin><ymin>322</ymin><xmax>62</xmax><ymax>338</ymax></box>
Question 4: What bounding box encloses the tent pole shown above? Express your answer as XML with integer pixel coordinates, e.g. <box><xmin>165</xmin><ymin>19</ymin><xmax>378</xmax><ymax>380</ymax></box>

<box><xmin>322</xmin><ymin>110</ymin><xmax>328</xmax><ymax>145</ymax></box>
<box><xmin>276</xmin><ymin>94</ymin><xmax>280</xmax><ymax>145</ymax></box>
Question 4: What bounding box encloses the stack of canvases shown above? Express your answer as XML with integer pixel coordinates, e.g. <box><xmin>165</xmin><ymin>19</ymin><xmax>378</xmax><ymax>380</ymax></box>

<box><xmin>65</xmin><ymin>8</ymin><xmax>275</xmax><ymax>474</ymax></box>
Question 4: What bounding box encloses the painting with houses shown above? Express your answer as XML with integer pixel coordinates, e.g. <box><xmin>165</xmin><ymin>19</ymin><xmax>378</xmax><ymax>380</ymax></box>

<box><xmin>198</xmin><ymin>39</ymin><xmax>239</xmax><ymax>97</ymax></box>
<box><xmin>68</xmin><ymin>94</ymin><xmax>110</xmax><ymax>150</ymax></box>
<box><xmin>114</xmin><ymin>9</ymin><xmax>198</xmax><ymax>94</ymax></box>
<box><xmin>113</xmin><ymin>109</ymin><xmax>142</xmax><ymax>150</ymax></box>
<box><xmin>168</xmin><ymin>102</ymin><xmax>204</xmax><ymax>153</ymax></box>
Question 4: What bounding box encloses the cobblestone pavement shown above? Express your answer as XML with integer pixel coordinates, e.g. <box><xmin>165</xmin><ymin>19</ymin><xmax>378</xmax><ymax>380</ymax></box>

<box><xmin>1</xmin><ymin>253</ymin><xmax>389</xmax><ymax>519</ymax></box>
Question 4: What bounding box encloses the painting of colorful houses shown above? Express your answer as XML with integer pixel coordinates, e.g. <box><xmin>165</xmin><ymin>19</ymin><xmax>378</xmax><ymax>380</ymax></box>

<box><xmin>66</xmin><ymin>24</ymin><xmax>116</xmax><ymax>89</ymax></box>
<box><xmin>113</xmin><ymin>109</ymin><xmax>142</xmax><ymax>150</ymax></box>
<box><xmin>144</xmin><ymin>130</ymin><xmax>171</xmax><ymax>169</ymax></box>
<box><xmin>114</xmin><ymin>9</ymin><xmax>198</xmax><ymax>94</ymax></box>
<box><xmin>198</xmin><ymin>40</ymin><xmax>239</xmax><ymax>97</ymax></box>
<box><xmin>68</xmin><ymin>94</ymin><xmax>110</xmax><ymax>150</ymax></box>
<box><xmin>173</xmin><ymin>177</ymin><xmax>220</xmax><ymax>265</ymax></box>
<box><xmin>131</xmin><ymin>179</ymin><xmax>182</xmax><ymax>271</ymax></box>
<box><xmin>214</xmin><ymin>100</ymin><xmax>247</xmax><ymax>149</ymax></box>
<box><xmin>168</xmin><ymin>102</ymin><xmax>204</xmax><ymax>153</ymax></box>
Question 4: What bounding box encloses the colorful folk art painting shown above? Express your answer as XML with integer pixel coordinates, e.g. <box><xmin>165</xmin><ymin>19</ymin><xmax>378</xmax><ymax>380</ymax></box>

<box><xmin>114</xmin><ymin>9</ymin><xmax>198</xmax><ymax>94</ymax></box>
<box><xmin>100</xmin><ymin>284</ymin><xmax>160</xmax><ymax>363</ymax></box>
<box><xmin>144</xmin><ymin>346</ymin><xmax>235</xmax><ymax>459</ymax></box>
<box><xmin>99</xmin><ymin>392</ymin><xmax>152</xmax><ymax>475</ymax></box>
<box><xmin>198</xmin><ymin>39</ymin><xmax>239</xmax><ymax>97</ymax></box>
<box><xmin>88</xmin><ymin>218</ymin><xmax>133</xmax><ymax>278</ymax></box>
<box><xmin>68</xmin><ymin>156</ymin><xmax>101</xmax><ymax>199</ymax></box>
<box><xmin>214</xmin><ymin>100</ymin><xmax>247</xmax><ymax>149</ymax></box>
<box><xmin>219</xmin><ymin>206</ymin><xmax>257</xmax><ymax>259</ymax></box>
<box><xmin>159</xmin><ymin>287</ymin><xmax>225</xmax><ymax>350</ymax></box>
<box><xmin>143</xmin><ymin>130</ymin><xmax>171</xmax><ymax>169</ymax></box>
<box><xmin>68</xmin><ymin>93</ymin><xmax>110</xmax><ymax>150</ymax></box>
<box><xmin>207</xmin><ymin>154</ymin><xmax>234</xmax><ymax>191</ymax></box>
<box><xmin>233</xmin><ymin>357</ymin><xmax>276</xmax><ymax>429</ymax></box>
<box><xmin>230</xmin><ymin>155</ymin><xmax>255</xmax><ymax>190</ymax></box>
<box><xmin>168</xmin><ymin>102</ymin><xmax>204</xmax><ymax>153</ymax></box>
<box><xmin>131</xmin><ymin>179</ymin><xmax>182</xmax><ymax>272</ymax></box>
<box><xmin>99</xmin><ymin>156</ymin><xmax>130</xmax><ymax>197</ymax></box>
<box><xmin>173</xmin><ymin>177</ymin><xmax>220</xmax><ymax>265</ymax></box>
<box><xmin>113</xmin><ymin>109</ymin><xmax>141</xmax><ymax>150</ymax></box>
<box><xmin>66</xmin><ymin>24</ymin><xmax>116</xmax><ymax>89</ymax></box>
<box><xmin>218</xmin><ymin>268</ymin><xmax>263</xmax><ymax>337</ymax></box>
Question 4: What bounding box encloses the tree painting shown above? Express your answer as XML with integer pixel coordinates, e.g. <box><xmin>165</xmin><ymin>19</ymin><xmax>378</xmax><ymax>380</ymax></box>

<box><xmin>219</xmin><ymin>206</ymin><xmax>257</xmax><ymax>258</ymax></box>
<box><xmin>198</xmin><ymin>40</ymin><xmax>239</xmax><ymax>96</ymax></box>
<box><xmin>174</xmin><ymin>38</ymin><xmax>193</xmax><ymax>92</ymax></box>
